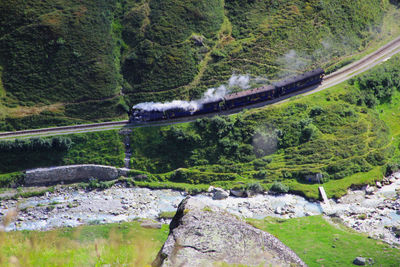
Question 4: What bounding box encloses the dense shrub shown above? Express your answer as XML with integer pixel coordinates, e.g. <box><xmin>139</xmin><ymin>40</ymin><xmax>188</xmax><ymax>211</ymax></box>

<box><xmin>0</xmin><ymin>172</ymin><xmax>25</xmax><ymax>187</ymax></box>
<box><xmin>269</xmin><ymin>181</ymin><xmax>289</xmax><ymax>194</ymax></box>
<box><xmin>352</xmin><ymin>59</ymin><xmax>400</xmax><ymax>107</ymax></box>
<box><xmin>385</xmin><ymin>162</ymin><xmax>400</xmax><ymax>176</ymax></box>
<box><xmin>246</xmin><ymin>182</ymin><xmax>264</xmax><ymax>194</ymax></box>
<box><xmin>0</xmin><ymin>137</ymin><xmax>72</xmax><ymax>153</ymax></box>
<box><xmin>0</xmin><ymin>131</ymin><xmax>124</xmax><ymax>174</ymax></box>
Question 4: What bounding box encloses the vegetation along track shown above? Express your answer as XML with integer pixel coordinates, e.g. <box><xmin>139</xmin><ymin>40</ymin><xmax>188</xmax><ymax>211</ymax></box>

<box><xmin>1</xmin><ymin>35</ymin><xmax>400</xmax><ymax>140</ymax></box>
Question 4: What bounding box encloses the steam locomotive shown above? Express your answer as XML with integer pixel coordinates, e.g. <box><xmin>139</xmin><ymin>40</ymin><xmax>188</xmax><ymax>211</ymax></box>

<box><xmin>130</xmin><ymin>68</ymin><xmax>324</xmax><ymax>122</ymax></box>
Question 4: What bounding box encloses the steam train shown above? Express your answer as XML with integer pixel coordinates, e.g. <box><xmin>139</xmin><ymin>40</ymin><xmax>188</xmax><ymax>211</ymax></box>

<box><xmin>130</xmin><ymin>68</ymin><xmax>324</xmax><ymax>122</ymax></box>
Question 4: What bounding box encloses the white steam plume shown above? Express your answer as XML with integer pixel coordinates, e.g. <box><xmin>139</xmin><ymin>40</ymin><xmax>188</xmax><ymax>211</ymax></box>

<box><xmin>133</xmin><ymin>74</ymin><xmax>251</xmax><ymax>112</ymax></box>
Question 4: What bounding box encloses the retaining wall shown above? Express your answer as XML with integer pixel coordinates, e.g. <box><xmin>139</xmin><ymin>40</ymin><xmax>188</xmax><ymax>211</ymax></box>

<box><xmin>25</xmin><ymin>165</ymin><xmax>126</xmax><ymax>186</ymax></box>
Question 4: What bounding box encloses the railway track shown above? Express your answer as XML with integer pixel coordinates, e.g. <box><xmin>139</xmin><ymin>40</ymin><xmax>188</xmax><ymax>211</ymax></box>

<box><xmin>1</xmin><ymin>35</ymin><xmax>400</xmax><ymax>140</ymax></box>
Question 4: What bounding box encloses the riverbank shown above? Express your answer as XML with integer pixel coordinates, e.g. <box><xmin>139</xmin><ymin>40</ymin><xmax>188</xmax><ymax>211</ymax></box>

<box><xmin>1</xmin><ymin>172</ymin><xmax>399</xmax><ymax>246</ymax></box>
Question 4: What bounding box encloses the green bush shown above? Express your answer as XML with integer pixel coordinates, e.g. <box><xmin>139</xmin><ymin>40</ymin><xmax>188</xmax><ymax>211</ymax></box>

<box><xmin>0</xmin><ymin>172</ymin><xmax>25</xmax><ymax>188</ymax></box>
<box><xmin>269</xmin><ymin>181</ymin><xmax>289</xmax><ymax>194</ymax></box>
<box><xmin>0</xmin><ymin>131</ymin><xmax>125</xmax><ymax>174</ymax></box>
<box><xmin>246</xmin><ymin>182</ymin><xmax>264</xmax><ymax>194</ymax></box>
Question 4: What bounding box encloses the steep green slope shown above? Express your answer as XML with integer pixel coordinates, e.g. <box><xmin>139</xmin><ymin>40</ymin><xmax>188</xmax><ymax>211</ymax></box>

<box><xmin>0</xmin><ymin>0</ymin><xmax>126</xmax><ymax>130</ymax></box>
<box><xmin>0</xmin><ymin>0</ymin><xmax>398</xmax><ymax>130</ymax></box>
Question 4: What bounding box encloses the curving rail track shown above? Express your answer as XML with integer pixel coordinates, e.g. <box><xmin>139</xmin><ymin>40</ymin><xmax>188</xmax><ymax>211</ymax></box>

<box><xmin>1</xmin><ymin>35</ymin><xmax>400</xmax><ymax>140</ymax></box>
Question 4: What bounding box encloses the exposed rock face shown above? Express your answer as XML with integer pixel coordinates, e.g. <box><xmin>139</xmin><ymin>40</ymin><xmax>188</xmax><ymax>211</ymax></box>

<box><xmin>153</xmin><ymin>197</ymin><xmax>307</xmax><ymax>267</ymax></box>
<box><xmin>25</xmin><ymin>165</ymin><xmax>121</xmax><ymax>186</ymax></box>
<box><xmin>230</xmin><ymin>189</ymin><xmax>245</xmax><ymax>197</ymax></box>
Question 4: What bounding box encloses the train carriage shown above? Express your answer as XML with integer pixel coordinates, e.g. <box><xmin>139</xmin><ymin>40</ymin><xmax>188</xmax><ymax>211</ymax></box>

<box><xmin>275</xmin><ymin>68</ymin><xmax>324</xmax><ymax>95</ymax></box>
<box><xmin>193</xmin><ymin>99</ymin><xmax>224</xmax><ymax>115</ymax></box>
<box><xmin>130</xmin><ymin>68</ymin><xmax>325</xmax><ymax>122</ymax></box>
<box><xmin>223</xmin><ymin>85</ymin><xmax>276</xmax><ymax>109</ymax></box>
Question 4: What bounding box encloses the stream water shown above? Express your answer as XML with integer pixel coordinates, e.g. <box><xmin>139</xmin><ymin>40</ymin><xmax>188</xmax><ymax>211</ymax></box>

<box><xmin>1</xmin><ymin>172</ymin><xmax>399</xmax><ymax>245</ymax></box>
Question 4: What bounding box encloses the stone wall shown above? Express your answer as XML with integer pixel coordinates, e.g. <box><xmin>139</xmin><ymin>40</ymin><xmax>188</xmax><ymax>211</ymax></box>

<box><xmin>25</xmin><ymin>165</ymin><xmax>123</xmax><ymax>186</ymax></box>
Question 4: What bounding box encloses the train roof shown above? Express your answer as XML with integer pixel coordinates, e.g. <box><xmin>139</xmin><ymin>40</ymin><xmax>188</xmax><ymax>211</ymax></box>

<box><xmin>274</xmin><ymin>68</ymin><xmax>324</xmax><ymax>88</ymax></box>
<box><xmin>224</xmin><ymin>84</ymin><xmax>275</xmax><ymax>101</ymax></box>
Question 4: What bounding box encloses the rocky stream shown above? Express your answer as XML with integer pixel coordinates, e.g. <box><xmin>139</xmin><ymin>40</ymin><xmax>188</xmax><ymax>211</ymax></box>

<box><xmin>1</xmin><ymin>172</ymin><xmax>399</xmax><ymax>246</ymax></box>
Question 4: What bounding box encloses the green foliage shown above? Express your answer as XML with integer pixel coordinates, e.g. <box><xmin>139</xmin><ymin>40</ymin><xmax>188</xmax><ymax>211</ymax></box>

<box><xmin>350</xmin><ymin>57</ymin><xmax>400</xmax><ymax>107</ymax></box>
<box><xmin>2</xmin><ymin>187</ymin><xmax>56</xmax><ymax>200</ymax></box>
<box><xmin>64</xmin><ymin>97</ymin><xmax>127</xmax><ymax>121</ymax></box>
<box><xmin>0</xmin><ymin>136</ymin><xmax>72</xmax><ymax>153</ymax></box>
<box><xmin>0</xmin><ymin>137</ymin><xmax>73</xmax><ymax>173</ymax></box>
<box><xmin>0</xmin><ymin>130</ymin><xmax>125</xmax><ymax>174</ymax></box>
<box><xmin>0</xmin><ymin>172</ymin><xmax>25</xmax><ymax>188</ymax></box>
<box><xmin>269</xmin><ymin>181</ymin><xmax>289</xmax><ymax>193</ymax></box>
<box><xmin>0</xmin><ymin>0</ymin><xmax>126</xmax><ymax>130</ymax></box>
<box><xmin>128</xmin><ymin>56</ymin><xmax>396</xmax><ymax>198</ymax></box>
<box><xmin>86</xmin><ymin>178</ymin><xmax>115</xmax><ymax>191</ymax></box>
<box><xmin>61</xmin><ymin>131</ymin><xmax>125</xmax><ymax>167</ymax></box>
<box><xmin>0</xmin><ymin>114</ymin><xmax>82</xmax><ymax>132</ymax></box>
<box><xmin>246</xmin><ymin>182</ymin><xmax>264</xmax><ymax>194</ymax></box>
<box><xmin>0</xmin><ymin>0</ymin><xmax>119</xmax><ymax>103</ymax></box>
<box><xmin>0</xmin><ymin>0</ymin><xmax>396</xmax><ymax>129</ymax></box>
<box><xmin>192</xmin><ymin>0</ymin><xmax>387</xmax><ymax>97</ymax></box>
<box><xmin>169</xmin><ymin>168</ymin><xmax>238</xmax><ymax>184</ymax></box>
<box><xmin>121</xmin><ymin>0</ymin><xmax>224</xmax><ymax>100</ymax></box>
<box><xmin>130</xmin><ymin>115</ymin><xmax>257</xmax><ymax>173</ymax></box>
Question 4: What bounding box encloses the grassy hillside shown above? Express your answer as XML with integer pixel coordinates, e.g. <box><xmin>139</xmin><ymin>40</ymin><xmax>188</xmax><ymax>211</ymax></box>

<box><xmin>126</xmin><ymin>54</ymin><xmax>400</xmax><ymax>199</ymax></box>
<box><xmin>0</xmin><ymin>0</ymin><xmax>127</xmax><ymax>131</ymax></box>
<box><xmin>0</xmin><ymin>0</ymin><xmax>399</xmax><ymax>130</ymax></box>
<box><xmin>1</xmin><ymin>56</ymin><xmax>399</xmax><ymax>200</ymax></box>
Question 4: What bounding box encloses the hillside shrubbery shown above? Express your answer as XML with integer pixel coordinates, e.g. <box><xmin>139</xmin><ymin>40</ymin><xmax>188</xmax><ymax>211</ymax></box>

<box><xmin>128</xmin><ymin>55</ymin><xmax>400</xmax><ymax>197</ymax></box>
<box><xmin>349</xmin><ymin>58</ymin><xmax>400</xmax><ymax>107</ymax></box>
<box><xmin>0</xmin><ymin>0</ymin><xmax>119</xmax><ymax>103</ymax></box>
<box><xmin>121</xmin><ymin>0</ymin><xmax>224</xmax><ymax>102</ymax></box>
<box><xmin>0</xmin><ymin>131</ymin><xmax>125</xmax><ymax>174</ymax></box>
<box><xmin>0</xmin><ymin>136</ymin><xmax>72</xmax><ymax>153</ymax></box>
<box><xmin>0</xmin><ymin>0</ymin><xmax>396</xmax><ymax>130</ymax></box>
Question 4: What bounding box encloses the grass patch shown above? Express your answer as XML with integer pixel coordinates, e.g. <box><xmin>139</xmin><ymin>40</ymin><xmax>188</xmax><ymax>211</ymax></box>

<box><xmin>0</xmin><ymin>221</ymin><xmax>169</xmax><ymax>266</ymax></box>
<box><xmin>247</xmin><ymin>215</ymin><xmax>400</xmax><ymax>266</ymax></box>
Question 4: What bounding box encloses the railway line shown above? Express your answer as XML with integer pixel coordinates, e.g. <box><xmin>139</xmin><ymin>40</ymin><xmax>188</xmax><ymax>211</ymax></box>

<box><xmin>1</xmin><ymin>35</ymin><xmax>400</xmax><ymax>140</ymax></box>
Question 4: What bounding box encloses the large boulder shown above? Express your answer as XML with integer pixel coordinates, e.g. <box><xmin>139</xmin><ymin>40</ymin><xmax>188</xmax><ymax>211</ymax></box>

<box><xmin>212</xmin><ymin>187</ymin><xmax>229</xmax><ymax>200</ymax></box>
<box><xmin>153</xmin><ymin>197</ymin><xmax>307</xmax><ymax>267</ymax></box>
